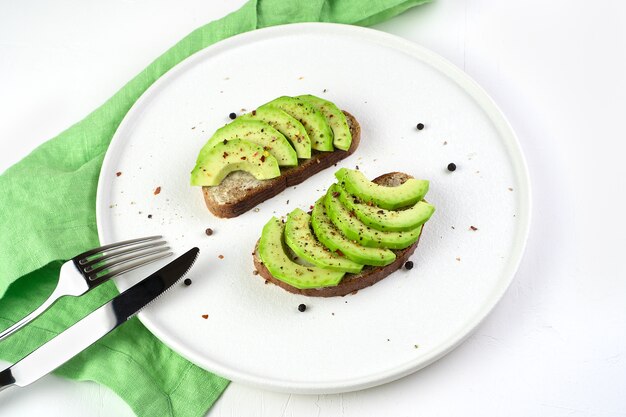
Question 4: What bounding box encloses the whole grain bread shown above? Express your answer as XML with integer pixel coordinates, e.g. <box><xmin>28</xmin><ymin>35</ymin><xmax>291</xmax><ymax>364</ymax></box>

<box><xmin>202</xmin><ymin>111</ymin><xmax>360</xmax><ymax>218</ymax></box>
<box><xmin>252</xmin><ymin>172</ymin><xmax>424</xmax><ymax>297</ymax></box>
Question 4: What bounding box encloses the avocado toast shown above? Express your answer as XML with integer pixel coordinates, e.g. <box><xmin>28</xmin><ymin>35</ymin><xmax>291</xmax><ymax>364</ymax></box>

<box><xmin>253</xmin><ymin>169</ymin><xmax>435</xmax><ymax>297</ymax></box>
<box><xmin>190</xmin><ymin>95</ymin><xmax>360</xmax><ymax>218</ymax></box>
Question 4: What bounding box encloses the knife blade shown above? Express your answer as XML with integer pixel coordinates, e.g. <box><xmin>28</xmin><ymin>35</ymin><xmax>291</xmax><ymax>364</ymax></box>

<box><xmin>0</xmin><ymin>247</ymin><xmax>199</xmax><ymax>391</ymax></box>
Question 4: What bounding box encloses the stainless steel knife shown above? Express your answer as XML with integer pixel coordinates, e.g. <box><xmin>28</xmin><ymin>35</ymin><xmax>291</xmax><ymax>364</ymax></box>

<box><xmin>0</xmin><ymin>247</ymin><xmax>199</xmax><ymax>392</ymax></box>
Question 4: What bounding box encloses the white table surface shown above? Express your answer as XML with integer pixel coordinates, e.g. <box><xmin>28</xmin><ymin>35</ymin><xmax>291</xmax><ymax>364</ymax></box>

<box><xmin>1</xmin><ymin>1</ymin><xmax>625</xmax><ymax>416</ymax></box>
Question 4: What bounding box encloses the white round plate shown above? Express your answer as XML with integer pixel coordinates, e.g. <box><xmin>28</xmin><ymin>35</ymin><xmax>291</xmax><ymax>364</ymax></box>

<box><xmin>97</xmin><ymin>23</ymin><xmax>531</xmax><ymax>394</ymax></box>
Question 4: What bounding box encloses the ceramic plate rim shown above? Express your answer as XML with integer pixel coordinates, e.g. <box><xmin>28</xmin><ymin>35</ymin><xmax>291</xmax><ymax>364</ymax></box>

<box><xmin>96</xmin><ymin>22</ymin><xmax>532</xmax><ymax>394</ymax></box>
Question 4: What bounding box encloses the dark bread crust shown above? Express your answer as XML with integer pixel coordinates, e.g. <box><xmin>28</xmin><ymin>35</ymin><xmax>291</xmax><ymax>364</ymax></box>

<box><xmin>252</xmin><ymin>172</ymin><xmax>424</xmax><ymax>297</ymax></box>
<box><xmin>202</xmin><ymin>111</ymin><xmax>361</xmax><ymax>218</ymax></box>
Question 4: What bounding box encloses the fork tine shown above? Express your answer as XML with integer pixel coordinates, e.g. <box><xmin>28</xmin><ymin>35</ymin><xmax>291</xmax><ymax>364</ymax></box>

<box><xmin>85</xmin><ymin>246</ymin><xmax>171</xmax><ymax>276</ymax></box>
<box><xmin>90</xmin><ymin>251</ymin><xmax>173</xmax><ymax>283</ymax></box>
<box><xmin>79</xmin><ymin>241</ymin><xmax>167</xmax><ymax>267</ymax></box>
<box><xmin>76</xmin><ymin>236</ymin><xmax>162</xmax><ymax>262</ymax></box>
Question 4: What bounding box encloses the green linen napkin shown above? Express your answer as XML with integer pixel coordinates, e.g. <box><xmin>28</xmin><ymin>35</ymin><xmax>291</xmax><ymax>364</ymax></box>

<box><xmin>0</xmin><ymin>0</ymin><xmax>430</xmax><ymax>415</ymax></box>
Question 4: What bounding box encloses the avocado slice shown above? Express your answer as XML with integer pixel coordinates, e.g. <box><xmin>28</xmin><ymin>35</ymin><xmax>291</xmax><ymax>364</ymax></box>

<box><xmin>263</xmin><ymin>96</ymin><xmax>334</xmax><ymax>152</ymax></box>
<box><xmin>337</xmin><ymin>184</ymin><xmax>435</xmax><ymax>231</ymax></box>
<box><xmin>335</xmin><ymin>168</ymin><xmax>429</xmax><ymax>210</ymax></box>
<box><xmin>241</xmin><ymin>107</ymin><xmax>311</xmax><ymax>159</ymax></box>
<box><xmin>325</xmin><ymin>184</ymin><xmax>423</xmax><ymax>250</ymax></box>
<box><xmin>297</xmin><ymin>94</ymin><xmax>352</xmax><ymax>151</ymax></box>
<box><xmin>197</xmin><ymin>119</ymin><xmax>297</xmax><ymax>167</ymax></box>
<box><xmin>259</xmin><ymin>217</ymin><xmax>345</xmax><ymax>289</ymax></box>
<box><xmin>285</xmin><ymin>208</ymin><xmax>364</xmax><ymax>274</ymax></box>
<box><xmin>190</xmin><ymin>139</ymin><xmax>280</xmax><ymax>186</ymax></box>
<box><xmin>311</xmin><ymin>198</ymin><xmax>395</xmax><ymax>266</ymax></box>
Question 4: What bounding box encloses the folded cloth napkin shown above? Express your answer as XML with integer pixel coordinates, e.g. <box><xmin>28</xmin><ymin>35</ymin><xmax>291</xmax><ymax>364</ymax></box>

<box><xmin>0</xmin><ymin>0</ymin><xmax>430</xmax><ymax>415</ymax></box>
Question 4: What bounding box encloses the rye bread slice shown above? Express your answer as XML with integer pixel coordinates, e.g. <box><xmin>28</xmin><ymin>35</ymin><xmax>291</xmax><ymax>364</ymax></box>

<box><xmin>202</xmin><ymin>111</ymin><xmax>360</xmax><ymax>218</ymax></box>
<box><xmin>252</xmin><ymin>172</ymin><xmax>424</xmax><ymax>297</ymax></box>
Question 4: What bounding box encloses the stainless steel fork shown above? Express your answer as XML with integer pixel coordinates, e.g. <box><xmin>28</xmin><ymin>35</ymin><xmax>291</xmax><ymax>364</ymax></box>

<box><xmin>0</xmin><ymin>236</ymin><xmax>172</xmax><ymax>341</ymax></box>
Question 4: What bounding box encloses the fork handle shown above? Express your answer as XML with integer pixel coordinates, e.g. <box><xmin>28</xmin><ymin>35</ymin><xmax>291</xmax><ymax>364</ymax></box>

<box><xmin>0</xmin><ymin>285</ymin><xmax>65</xmax><ymax>342</ymax></box>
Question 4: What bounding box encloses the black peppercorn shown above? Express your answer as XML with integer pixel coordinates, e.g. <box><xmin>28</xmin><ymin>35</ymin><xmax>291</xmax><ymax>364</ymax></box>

<box><xmin>404</xmin><ymin>261</ymin><xmax>414</xmax><ymax>270</ymax></box>
<box><xmin>416</xmin><ymin>123</ymin><xmax>425</xmax><ymax>130</ymax></box>
<box><xmin>447</xmin><ymin>163</ymin><xmax>457</xmax><ymax>172</ymax></box>
<box><xmin>298</xmin><ymin>304</ymin><xmax>307</xmax><ymax>312</ymax></box>
<box><xmin>184</xmin><ymin>278</ymin><xmax>192</xmax><ymax>286</ymax></box>
<box><xmin>229</xmin><ymin>112</ymin><xmax>237</xmax><ymax>120</ymax></box>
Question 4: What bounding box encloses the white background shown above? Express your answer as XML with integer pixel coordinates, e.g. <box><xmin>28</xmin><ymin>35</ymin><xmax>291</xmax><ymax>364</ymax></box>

<box><xmin>1</xmin><ymin>1</ymin><xmax>625</xmax><ymax>416</ymax></box>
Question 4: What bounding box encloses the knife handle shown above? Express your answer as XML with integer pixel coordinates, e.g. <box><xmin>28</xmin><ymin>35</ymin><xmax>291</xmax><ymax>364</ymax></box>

<box><xmin>0</xmin><ymin>368</ymin><xmax>15</xmax><ymax>392</ymax></box>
